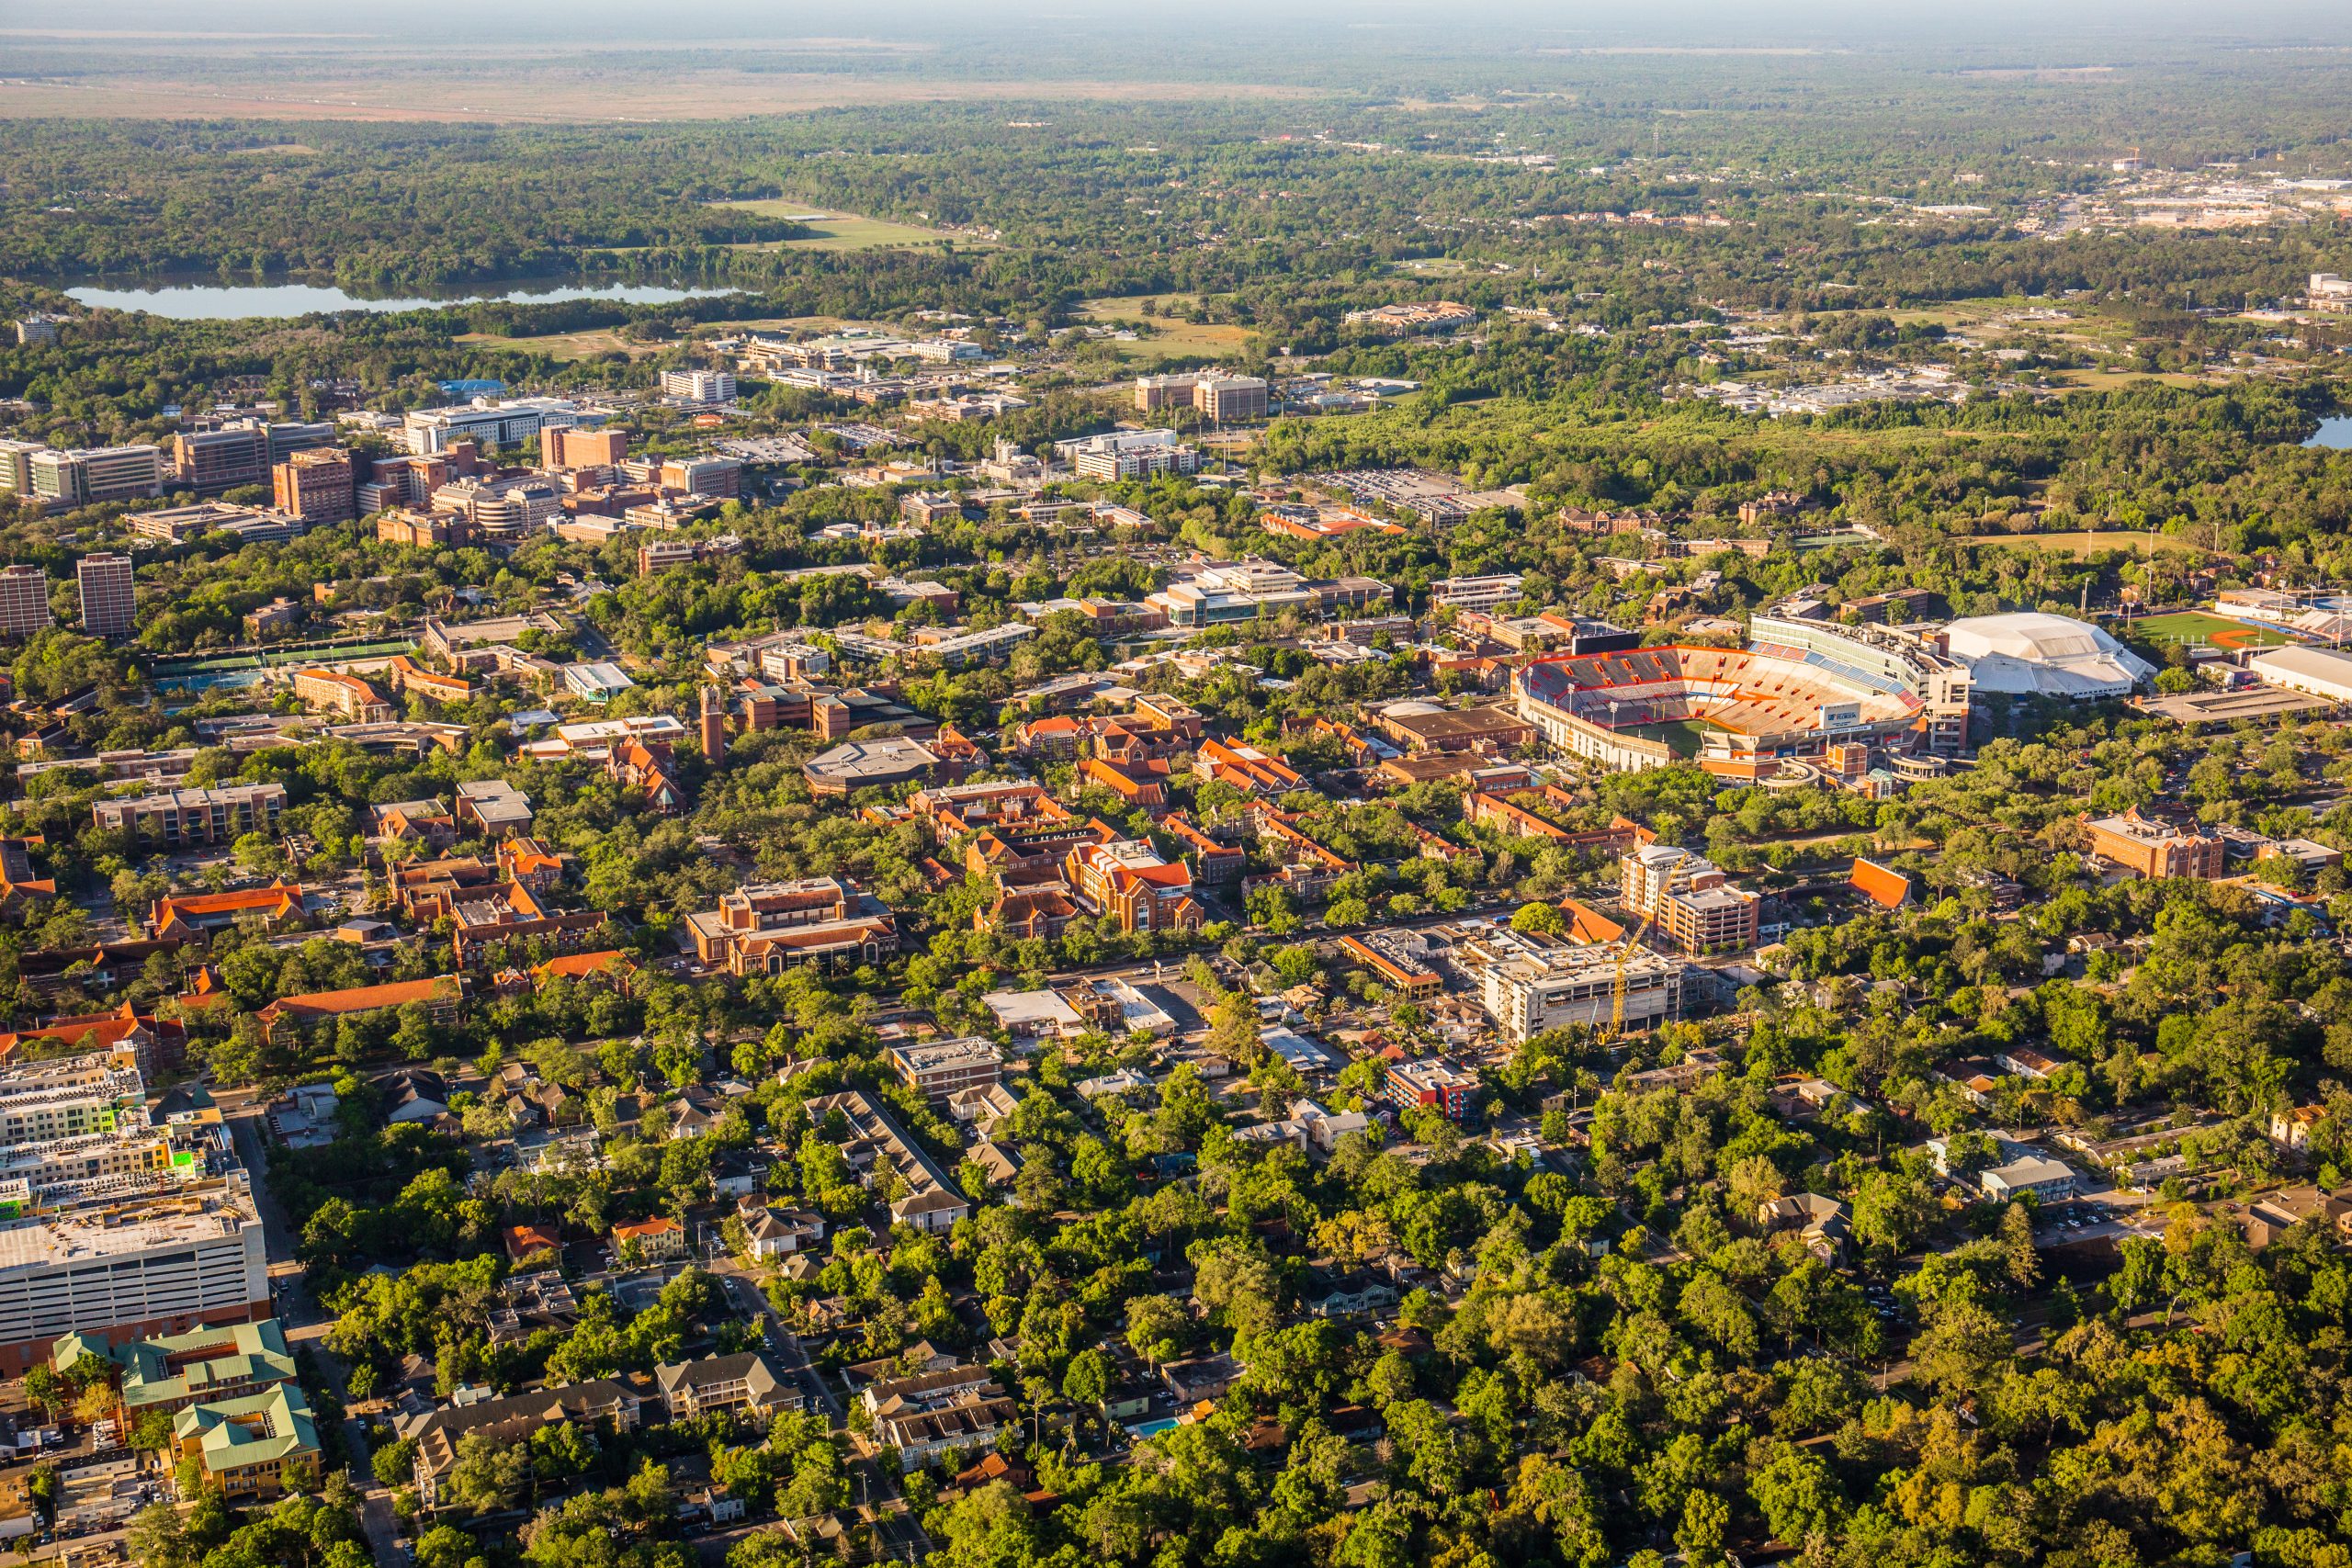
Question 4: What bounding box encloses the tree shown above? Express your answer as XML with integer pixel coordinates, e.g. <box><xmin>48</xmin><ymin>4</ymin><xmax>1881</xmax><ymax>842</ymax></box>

<box><xmin>21</xmin><ymin>1364</ymin><xmax>62</xmax><ymax>1420</ymax></box>
<box><xmin>1207</xmin><ymin>990</ymin><xmax>1262</xmax><ymax>1066</ymax></box>
<box><xmin>1126</xmin><ymin>1293</ymin><xmax>1192</xmax><ymax>1371</ymax></box>
<box><xmin>1510</xmin><ymin>901</ymin><xmax>1566</xmax><ymax>936</ymax></box>
<box><xmin>1064</xmin><ymin>1348</ymin><xmax>1117</xmax><ymax>1442</ymax></box>
<box><xmin>373</xmin><ymin>1438</ymin><xmax>419</xmax><ymax>1489</ymax></box>
<box><xmin>1908</xmin><ymin>1297</ymin><xmax>2013</xmax><ymax>1398</ymax></box>
<box><xmin>1748</xmin><ymin>1447</ymin><xmax>1846</xmax><ymax>1545</ymax></box>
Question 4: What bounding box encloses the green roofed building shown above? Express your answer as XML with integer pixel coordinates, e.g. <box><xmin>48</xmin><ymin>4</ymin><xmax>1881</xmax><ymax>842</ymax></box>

<box><xmin>171</xmin><ymin>1383</ymin><xmax>320</xmax><ymax>1500</ymax></box>
<box><xmin>56</xmin><ymin>1318</ymin><xmax>296</xmax><ymax>1427</ymax></box>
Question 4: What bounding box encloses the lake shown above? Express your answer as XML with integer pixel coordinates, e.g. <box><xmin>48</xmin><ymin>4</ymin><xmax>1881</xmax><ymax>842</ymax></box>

<box><xmin>63</xmin><ymin>277</ymin><xmax>736</xmax><ymax>321</ymax></box>
<box><xmin>2304</xmin><ymin>416</ymin><xmax>2352</xmax><ymax>449</ymax></box>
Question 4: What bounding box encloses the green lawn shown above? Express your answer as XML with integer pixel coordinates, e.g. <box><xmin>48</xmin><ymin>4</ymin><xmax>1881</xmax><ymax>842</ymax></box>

<box><xmin>2127</xmin><ymin>611</ymin><xmax>2292</xmax><ymax>649</ymax></box>
<box><xmin>1966</xmin><ymin>529</ymin><xmax>2198</xmax><ymax>557</ymax></box>
<box><xmin>708</xmin><ymin>200</ymin><xmax>965</xmax><ymax>251</ymax></box>
<box><xmin>1074</xmin><ymin>294</ymin><xmax>1256</xmax><ymax>364</ymax></box>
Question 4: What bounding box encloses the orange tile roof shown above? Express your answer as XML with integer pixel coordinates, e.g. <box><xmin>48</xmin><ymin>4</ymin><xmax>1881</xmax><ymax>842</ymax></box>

<box><xmin>505</xmin><ymin>1224</ymin><xmax>560</xmax><ymax>1254</ymax></box>
<box><xmin>1560</xmin><ymin>898</ymin><xmax>1625</xmax><ymax>945</ymax></box>
<box><xmin>612</xmin><ymin>1217</ymin><xmax>680</xmax><ymax>1239</ymax></box>
<box><xmin>261</xmin><ymin>976</ymin><xmax>460</xmax><ymax>1019</ymax></box>
<box><xmin>0</xmin><ymin>1002</ymin><xmax>169</xmax><ymax>1062</ymax></box>
<box><xmin>501</xmin><ymin>837</ymin><xmax>564</xmax><ymax>879</ymax></box>
<box><xmin>534</xmin><ymin>950</ymin><xmax>634</xmax><ymax>981</ymax></box>
<box><xmin>1849</xmin><ymin>857</ymin><xmax>1911</xmax><ymax>910</ymax></box>
<box><xmin>153</xmin><ymin>883</ymin><xmax>303</xmax><ymax>928</ymax></box>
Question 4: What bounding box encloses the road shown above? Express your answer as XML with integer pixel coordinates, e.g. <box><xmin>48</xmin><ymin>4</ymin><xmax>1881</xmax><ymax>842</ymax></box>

<box><xmin>225</xmin><ymin>1107</ymin><xmax>407</xmax><ymax>1568</ymax></box>
<box><xmin>711</xmin><ymin>1267</ymin><xmax>839</xmax><ymax>1422</ymax></box>
<box><xmin>707</xmin><ymin>1266</ymin><xmax>928</xmax><ymax>1561</ymax></box>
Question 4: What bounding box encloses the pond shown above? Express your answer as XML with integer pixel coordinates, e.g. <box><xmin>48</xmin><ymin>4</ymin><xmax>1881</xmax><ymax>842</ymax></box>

<box><xmin>62</xmin><ymin>276</ymin><xmax>736</xmax><ymax>321</ymax></box>
<box><xmin>2303</xmin><ymin>416</ymin><xmax>2352</xmax><ymax>449</ymax></box>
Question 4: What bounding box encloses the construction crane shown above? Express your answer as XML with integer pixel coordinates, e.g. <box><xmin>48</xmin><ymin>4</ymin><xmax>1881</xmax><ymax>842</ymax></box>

<box><xmin>1610</xmin><ymin>905</ymin><xmax>1660</xmax><ymax>1038</ymax></box>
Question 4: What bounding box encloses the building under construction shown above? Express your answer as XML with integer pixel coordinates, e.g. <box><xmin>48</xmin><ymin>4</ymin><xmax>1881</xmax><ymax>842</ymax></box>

<box><xmin>1459</xmin><ymin>925</ymin><xmax>1686</xmax><ymax>1044</ymax></box>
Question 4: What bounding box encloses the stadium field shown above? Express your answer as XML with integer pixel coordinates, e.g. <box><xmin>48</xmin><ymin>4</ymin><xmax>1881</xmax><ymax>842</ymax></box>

<box><xmin>2126</xmin><ymin>612</ymin><xmax>2293</xmax><ymax>650</ymax></box>
<box><xmin>1623</xmin><ymin>718</ymin><xmax>1717</xmax><ymax>756</ymax></box>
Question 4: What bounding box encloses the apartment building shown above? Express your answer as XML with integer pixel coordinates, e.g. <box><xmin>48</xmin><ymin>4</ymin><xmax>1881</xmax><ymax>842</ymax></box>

<box><xmin>1385</xmin><ymin>1058</ymin><xmax>1480</xmax><ymax>1122</ymax></box>
<box><xmin>289</xmin><ymin>669</ymin><xmax>392</xmax><ymax>724</ymax></box>
<box><xmin>797</xmin><ymin>1091</ymin><xmax>969</xmax><ymax>1235</ymax></box>
<box><xmin>1337</xmin><ymin>931</ymin><xmax>1444</xmax><ymax>1000</ymax></box>
<box><xmin>660</xmin><ymin>370</ymin><xmax>738</xmax><ymax>405</ymax></box>
<box><xmin>2082</xmin><ymin>810</ymin><xmax>2225</xmax><ymax>880</ymax></box>
<box><xmin>612</xmin><ymin>1216</ymin><xmax>686</xmax><ymax>1261</ymax></box>
<box><xmin>1430</xmin><ymin>574</ymin><xmax>1525</xmax><ymax>612</ymax></box>
<box><xmin>1621</xmin><ymin>844</ymin><xmax>1760</xmax><ymax>953</ymax></box>
<box><xmin>654</xmin><ymin>1351</ymin><xmax>797</xmax><ymax>1422</ymax></box>
<box><xmin>0</xmin><ymin>1177</ymin><xmax>270</xmax><ymax>1375</ymax></box>
<box><xmin>399</xmin><ymin>1381</ymin><xmax>643</xmax><ymax>1509</ymax></box>
<box><xmin>888</xmin><ymin>1038</ymin><xmax>1004</xmax><ymax>1102</ymax></box>
<box><xmin>92</xmin><ymin>783</ymin><xmax>287</xmax><ymax>847</ymax></box>
<box><xmin>63</xmin><ymin>1318</ymin><xmax>299</xmax><ymax>1426</ymax></box>
<box><xmin>0</xmin><ymin>1049</ymin><xmax>145</xmax><ymax>1146</ymax></box>
<box><xmin>271</xmin><ymin>448</ymin><xmax>355</xmax><ymax>524</ymax></box>
<box><xmin>76</xmin><ymin>554</ymin><xmax>135</xmax><ymax>637</ymax></box>
<box><xmin>0</xmin><ymin>567</ymin><xmax>51</xmax><ymax>638</ymax></box>
<box><xmin>684</xmin><ymin>877</ymin><xmax>899</xmax><ymax>975</ymax></box>
<box><xmin>172</xmin><ymin>1383</ymin><xmax>322</xmax><ymax>1500</ymax></box>
<box><xmin>30</xmin><ymin>446</ymin><xmax>162</xmax><ymax>510</ymax></box>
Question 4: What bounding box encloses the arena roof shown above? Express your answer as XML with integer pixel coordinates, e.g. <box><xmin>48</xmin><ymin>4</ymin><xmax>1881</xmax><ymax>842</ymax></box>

<box><xmin>1942</xmin><ymin>613</ymin><xmax>2153</xmax><ymax>699</ymax></box>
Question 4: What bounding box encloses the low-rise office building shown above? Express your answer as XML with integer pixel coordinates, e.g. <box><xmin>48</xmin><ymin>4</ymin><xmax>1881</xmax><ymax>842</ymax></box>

<box><xmin>888</xmin><ymin>1038</ymin><xmax>1004</xmax><ymax>1102</ymax></box>
<box><xmin>91</xmin><ymin>784</ymin><xmax>287</xmax><ymax>847</ymax></box>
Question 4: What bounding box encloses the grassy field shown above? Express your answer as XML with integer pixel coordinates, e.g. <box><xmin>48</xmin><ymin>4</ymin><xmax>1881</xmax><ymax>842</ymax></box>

<box><xmin>458</xmin><ymin>313</ymin><xmax>842</xmax><ymax>363</ymax></box>
<box><xmin>452</xmin><ymin>327</ymin><xmax>659</xmax><ymax>362</ymax></box>
<box><xmin>1963</xmin><ymin>529</ymin><xmax>2199</xmax><ymax>556</ymax></box>
<box><xmin>2127</xmin><ymin>611</ymin><xmax>2294</xmax><ymax>649</ymax></box>
<box><xmin>708</xmin><ymin>201</ymin><xmax>967</xmax><ymax>252</ymax></box>
<box><xmin>1075</xmin><ymin>295</ymin><xmax>1256</xmax><ymax>364</ymax></box>
<box><xmin>2049</xmin><ymin>368</ymin><xmax>2212</xmax><ymax>391</ymax></box>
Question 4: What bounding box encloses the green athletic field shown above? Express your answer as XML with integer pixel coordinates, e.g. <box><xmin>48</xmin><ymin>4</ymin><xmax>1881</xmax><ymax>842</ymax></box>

<box><xmin>1623</xmin><ymin>718</ymin><xmax>1717</xmax><ymax>757</ymax></box>
<box><xmin>2125</xmin><ymin>611</ymin><xmax>2294</xmax><ymax>650</ymax></box>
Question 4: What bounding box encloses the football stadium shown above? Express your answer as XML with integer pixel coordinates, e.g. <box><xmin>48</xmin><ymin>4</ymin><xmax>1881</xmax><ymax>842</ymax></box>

<box><xmin>1514</xmin><ymin>616</ymin><xmax>1973</xmax><ymax>774</ymax></box>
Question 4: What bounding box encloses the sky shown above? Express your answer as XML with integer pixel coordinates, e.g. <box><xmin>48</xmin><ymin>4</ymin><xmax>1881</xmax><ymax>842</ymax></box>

<box><xmin>18</xmin><ymin>0</ymin><xmax>2352</xmax><ymax>47</ymax></box>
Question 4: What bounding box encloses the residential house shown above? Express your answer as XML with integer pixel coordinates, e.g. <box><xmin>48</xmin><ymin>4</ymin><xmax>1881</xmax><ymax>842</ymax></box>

<box><xmin>611</xmin><ymin>1216</ymin><xmax>687</xmax><ymax>1262</ymax></box>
